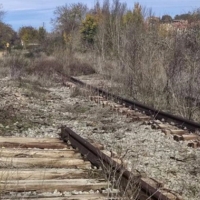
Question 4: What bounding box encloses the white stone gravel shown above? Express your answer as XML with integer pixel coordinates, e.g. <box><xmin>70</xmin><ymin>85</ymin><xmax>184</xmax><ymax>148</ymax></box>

<box><xmin>0</xmin><ymin>77</ymin><xmax>200</xmax><ymax>200</ymax></box>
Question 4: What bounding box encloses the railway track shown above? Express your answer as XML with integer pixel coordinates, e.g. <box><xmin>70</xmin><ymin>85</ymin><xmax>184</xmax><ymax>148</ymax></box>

<box><xmin>67</xmin><ymin>77</ymin><xmax>200</xmax><ymax>148</ymax></box>
<box><xmin>0</xmin><ymin>127</ymin><xmax>181</xmax><ymax>200</ymax></box>
<box><xmin>0</xmin><ymin>134</ymin><xmax>108</xmax><ymax>199</ymax></box>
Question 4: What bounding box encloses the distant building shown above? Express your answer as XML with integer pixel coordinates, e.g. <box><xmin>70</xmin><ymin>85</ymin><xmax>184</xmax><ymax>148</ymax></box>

<box><xmin>146</xmin><ymin>16</ymin><xmax>160</xmax><ymax>25</ymax></box>
<box><xmin>172</xmin><ymin>20</ymin><xmax>188</xmax><ymax>31</ymax></box>
<box><xmin>159</xmin><ymin>19</ymin><xmax>189</xmax><ymax>35</ymax></box>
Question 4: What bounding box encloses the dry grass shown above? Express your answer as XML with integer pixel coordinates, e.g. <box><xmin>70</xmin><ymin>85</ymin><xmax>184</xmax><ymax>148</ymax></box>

<box><xmin>98</xmin><ymin>146</ymin><xmax>143</xmax><ymax>200</ymax></box>
<box><xmin>0</xmin><ymin>49</ymin><xmax>95</xmax><ymax>88</ymax></box>
<box><xmin>53</xmin><ymin>48</ymin><xmax>95</xmax><ymax>76</ymax></box>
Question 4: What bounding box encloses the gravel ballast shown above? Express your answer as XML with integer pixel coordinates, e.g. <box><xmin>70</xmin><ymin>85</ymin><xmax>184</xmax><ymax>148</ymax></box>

<box><xmin>0</xmin><ymin>76</ymin><xmax>199</xmax><ymax>200</ymax></box>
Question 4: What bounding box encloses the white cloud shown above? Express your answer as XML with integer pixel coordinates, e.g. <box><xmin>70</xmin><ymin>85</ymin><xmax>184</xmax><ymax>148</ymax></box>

<box><xmin>2</xmin><ymin>0</ymin><xmax>200</xmax><ymax>12</ymax></box>
<box><xmin>1</xmin><ymin>0</ymin><xmax>98</xmax><ymax>11</ymax></box>
<box><xmin>1</xmin><ymin>0</ymin><xmax>75</xmax><ymax>11</ymax></box>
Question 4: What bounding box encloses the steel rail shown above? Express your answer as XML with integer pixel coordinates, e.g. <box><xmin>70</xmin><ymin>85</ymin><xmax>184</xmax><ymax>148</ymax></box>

<box><xmin>60</xmin><ymin>126</ymin><xmax>180</xmax><ymax>200</ymax></box>
<box><xmin>70</xmin><ymin>77</ymin><xmax>200</xmax><ymax>132</ymax></box>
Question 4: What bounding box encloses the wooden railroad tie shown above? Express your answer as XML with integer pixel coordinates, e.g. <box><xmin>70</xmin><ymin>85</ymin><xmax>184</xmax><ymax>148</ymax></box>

<box><xmin>0</xmin><ymin>136</ymin><xmax>112</xmax><ymax>199</ymax></box>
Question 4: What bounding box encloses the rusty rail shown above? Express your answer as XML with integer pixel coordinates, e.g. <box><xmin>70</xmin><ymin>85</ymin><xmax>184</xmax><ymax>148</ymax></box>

<box><xmin>60</xmin><ymin>126</ymin><xmax>180</xmax><ymax>200</ymax></box>
<box><xmin>69</xmin><ymin>77</ymin><xmax>200</xmax><ymax>132</ymax></box>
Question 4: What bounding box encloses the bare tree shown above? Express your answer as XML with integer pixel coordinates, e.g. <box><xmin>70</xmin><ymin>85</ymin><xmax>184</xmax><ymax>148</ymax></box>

<box><xmin>51</xmin><ymin>3</ymin><xmax>88</xmax><ymax>52</ymax></box>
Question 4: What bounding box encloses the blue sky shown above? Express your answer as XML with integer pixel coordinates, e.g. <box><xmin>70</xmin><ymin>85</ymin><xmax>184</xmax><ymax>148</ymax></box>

<box><xmin>1</xmin><ymin>0</ymin><xmax>200</xmax><ymax>32</ymax></box>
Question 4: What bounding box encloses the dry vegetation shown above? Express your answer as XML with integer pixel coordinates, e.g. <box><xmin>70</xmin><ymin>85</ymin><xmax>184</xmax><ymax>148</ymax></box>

<box><xmin>75</xmin><ymin>1</ymin><xmax>200</xmax><ymax>123</ymax></box>
<box><xmin>0</xmin><ymin>50</ymin><xmax>95</xmax><ymax>84</ymax></box>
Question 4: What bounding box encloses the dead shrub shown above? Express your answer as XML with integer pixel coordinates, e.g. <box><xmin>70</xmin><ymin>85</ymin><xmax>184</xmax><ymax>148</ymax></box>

<box><xmin>0</xmin><ymin>60</ymin><xmax>10</xmax><ymax>78</ymax></box>
<box><xmin>29</xmin><ymin>55</ymin><xmax>95</xmax><ymax>78</ymax></box>
<box><xmin>1</xmin><ymin>53</ymin><xmax>29</xmax><ymax>79</ymax></box>
<box><xmin>27</xmin><ymin>57</ymin><xmax>63</xmax><ymax>77</ymax></box>
<box><xmin>67</xmin><ymin>59</ymin><xmax>95</xmax><ymax>76</ymax></box>
<box><xmin>52</xmin><ymin>47</ymin><xmax>95</xmax><ymax>76</ymax></box>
